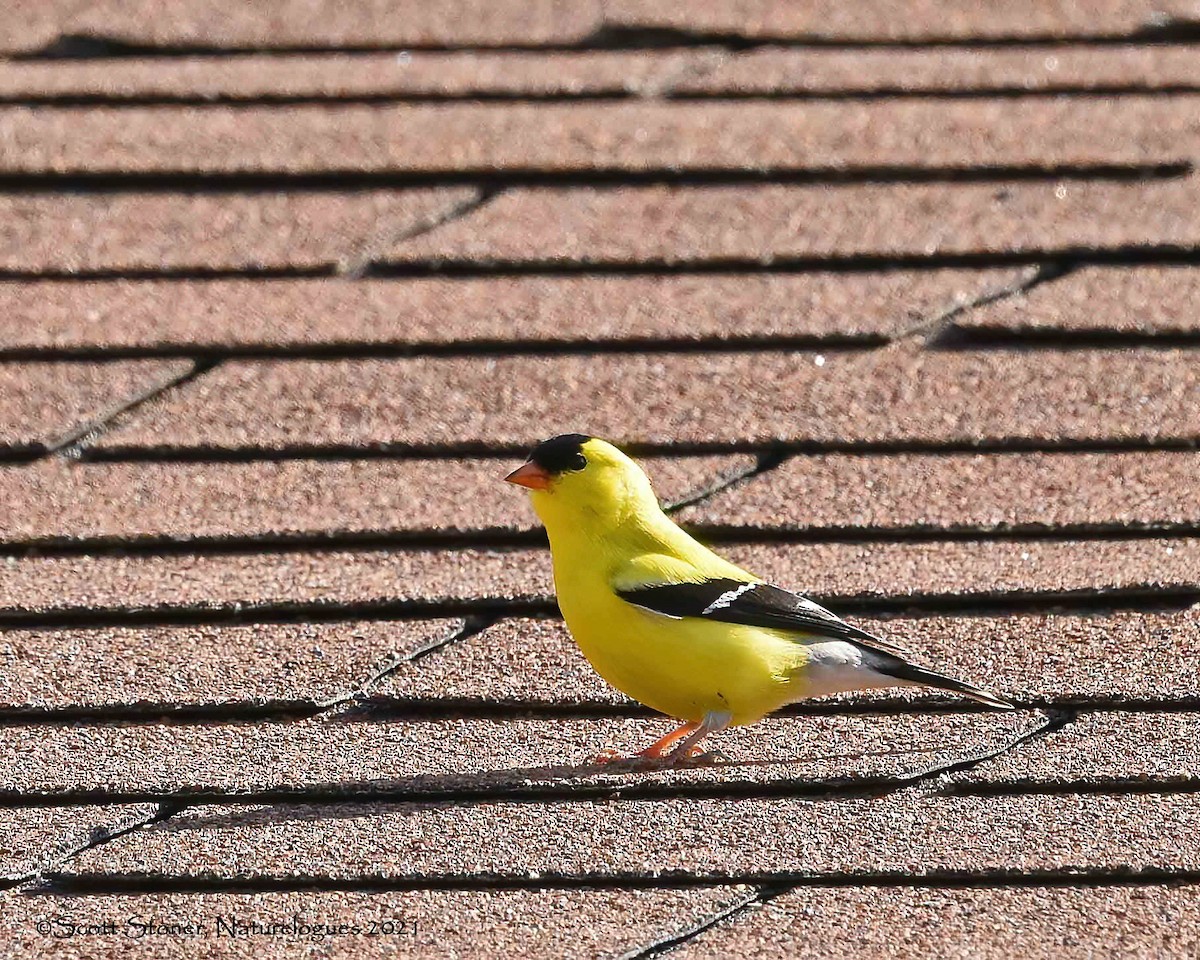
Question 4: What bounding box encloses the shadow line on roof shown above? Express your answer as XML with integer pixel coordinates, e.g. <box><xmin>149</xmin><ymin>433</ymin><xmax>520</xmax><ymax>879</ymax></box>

<box><xmin>14</xmin><ymin>22</ymin><xmax>1200</xmax><ymax>60</ymax></box>
<box><xmin>36</xmin><ymin>865</ymin><xmax>1200</xmax><ymax>898</ymax></box>
<box><xmin>0</xmin><ymin>586</ymin><xmax>1197</xmax><ymax>632</ymax></box>
<box><xmin>8</xmin><ymin>244</ymin><xmax>1200</xmax><ymax>283</ymax></box>
<box><xmin>76</xmin><ymin>435</ymin><xmax>1200</xmax><ymax>466</ymax></box>
<box><xmin>9</xmin><ymin>86</ymin><xmax>1200</xmax><ymax>108</ymax></box>
<box><xmin>2</xmin><ymin>694</ymin><xmax>1195</xmax><ymax>729</ymax></box>
<box><xmin>0</xmin><ymin>163</ymin><xmax>1188</xmax><ymax>193</ymax></box>
<box><xmin>0</xmin><ymin>333</ymin><xmax>888</xmax><ymax>363</ymax></box>
<box><xmin>4</xmin><ymin>522</ymin><xmax>1200</xmax><ymax>560</ymax></box>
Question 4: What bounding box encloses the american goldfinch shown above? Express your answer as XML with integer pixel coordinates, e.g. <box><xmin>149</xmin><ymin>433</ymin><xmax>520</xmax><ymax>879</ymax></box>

<box><xmin>505</xmin><ymin>434</ymin><xmax>1012</xmax><ymax>768</ymax></box>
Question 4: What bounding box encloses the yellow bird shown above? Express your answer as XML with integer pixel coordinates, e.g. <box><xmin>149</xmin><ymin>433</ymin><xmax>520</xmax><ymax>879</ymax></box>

<box><xmin>505</xmin><ymin>434</ymin><xmax>1012</xmax><ymax>767</ymax></box>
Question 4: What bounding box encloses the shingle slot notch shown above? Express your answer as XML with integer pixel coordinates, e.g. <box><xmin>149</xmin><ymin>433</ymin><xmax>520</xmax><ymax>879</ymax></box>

<box><xmin>49</xmin><ymin>357</ymin><xmax>222</xmax><ymax>459</ymax></box>
<box><xmin>314</xmin><ymin>613</ymin><xmax>496</xmax><ymax>708</ymax></box>
<box><xmin>12</xmin><ymin>801</ymin><xmax>183</xmax><ymax>887</ymax></box>
<box><xmin>339</xmin><ymin>186</ymin><xmax>502</xmax><ymax>279</ymax></box>
<box><xmin>0</xmin><ymin>92</ymin><xmax>657</xmax><ymax>107</ymax></box>
<box><xmin>684</xmin><ymin>523</ymin><xmax>1200</xmax><ymax>546</ymax></box>
<box><xmin>617</xmin><ymin>884</ymin><xmax>786</xmax><ymax>960</ymax></box>
<box><xmin>947</xmin><ymin>778</ymin><xmax>1200</xmax><ymax>797</ymax></box>
<box><xmin>941</xmin><ymin>326</ymin><xmax>1200</xmax><ymax>350</ymax></box>
<box><xmin>897</xmin><ymin>260</ymin><xmax>1074</xmax><ymax>343</ymax></box>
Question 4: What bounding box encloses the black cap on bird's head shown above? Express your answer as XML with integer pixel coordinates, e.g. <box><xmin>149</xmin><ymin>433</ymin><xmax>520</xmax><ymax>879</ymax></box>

<box><xmin>504</xmin><ymin>433</ymin><xmax>592</xmax><ymax>489</ymax></box>
<box><xmin>529</xmin><ymin>433</ymin><xmax>590</xmax><ymax>473</ymax></box>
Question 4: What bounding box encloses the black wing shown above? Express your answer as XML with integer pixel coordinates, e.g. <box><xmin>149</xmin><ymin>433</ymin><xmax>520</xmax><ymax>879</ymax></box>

<box><xmin>616</xmin><ymin>577</ymin><xmax>909</xmax><ymax>655</ymax></box>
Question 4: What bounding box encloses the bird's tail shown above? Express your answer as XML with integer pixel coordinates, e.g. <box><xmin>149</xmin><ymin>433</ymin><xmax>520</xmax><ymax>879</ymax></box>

<box><xmin>877</xmin><ymin>659</ymin><xmax>1014</xmax><ymax>710</ymax></box>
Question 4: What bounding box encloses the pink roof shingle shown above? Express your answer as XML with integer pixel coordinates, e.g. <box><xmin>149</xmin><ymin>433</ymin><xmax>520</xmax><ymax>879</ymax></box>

<box><xmin>4</xmin><ymin>6</ymin><xmax>1198</xmax><ymax>955</ymax></box>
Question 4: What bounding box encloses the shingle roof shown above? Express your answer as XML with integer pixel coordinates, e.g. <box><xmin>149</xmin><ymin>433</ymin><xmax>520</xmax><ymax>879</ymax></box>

<box><xmin>3</xmin><ymin>4</ymin><xmax>1199</xmax><ymax>957</ymax></box>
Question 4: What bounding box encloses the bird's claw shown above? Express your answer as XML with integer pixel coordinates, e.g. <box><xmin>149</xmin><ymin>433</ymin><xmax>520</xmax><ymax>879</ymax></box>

<box><xmin>592</xmin><ymin>748</ymin><xmax>732</xmax><ymax>771</ymax></box>
<box><xmin>664</xmin><ymin>748</ymin><xmax>731</xmax><ymax>769</ymax></box>
<box><xmin>591</xmin><ymin>748</ymin><xmax>625</xmax><ymax>765</ymax></box>
<box><xmin>590</xmin><ymin>750</ymin><xmax>665</xmax><ymax>771</ymax></box>
<box><xmin>592</xmin><ymin>747</ymin><xmax>667</xmax><ymax>770</ymax></box>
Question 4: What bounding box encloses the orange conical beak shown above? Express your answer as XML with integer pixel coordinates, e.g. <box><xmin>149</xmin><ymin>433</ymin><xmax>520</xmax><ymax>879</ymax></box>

<box><xmin>504</xmin><ymin>461</ymin><xmax>552</xmax><ymax>490</ymax></box>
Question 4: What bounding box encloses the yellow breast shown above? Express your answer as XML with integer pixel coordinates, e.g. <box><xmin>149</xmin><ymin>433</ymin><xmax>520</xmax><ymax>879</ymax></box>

<box><xmin>556</xmin><ymin>571</ymin><xmax>804</xmax><ymax>725</ymax></box>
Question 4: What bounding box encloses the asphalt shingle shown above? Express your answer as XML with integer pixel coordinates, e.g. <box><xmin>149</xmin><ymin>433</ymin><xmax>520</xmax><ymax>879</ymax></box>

<box><xmin>956</xmin><ymin>711</ymin><xmax>1200</xmax><ymax>786</ymax></box>
<box><xmin>0</xmin><ymin>1</ymin><xmax>604</xmax><ymax>55</ymax></box>
<box><xmin>5</xmin><ymin>8</ymin><xmax>1200</xmax><ymax>953</ymax></box>
<box><xmin>0</xmin><ymin>51</ymin><xmax>711</xmax><ymax>101</ymax></box>
<box><xmin>602</xmin><ymin>0</ymin><xmax>1198</xmax><ymax>42</ymax></box>
<box><xmin>62</xmin><ymin>793</ymin><xmax>1200</xmax><ymax>880</ymax></box>
<box><xmin>0</xmin><ymin>805</ymin><xmax>158</xmax><ymax>881</ymax></box>
<box><xmin>673</xmin><ymin>885</ymin><xmax>1200</xmax><ymax>960</ymax></box>
<box><xmin>383</xmin><ymin>610</ymin><xmax>1200</xmax><ymax>708</ymax></box>
<box><xmin>0</xmin><ymin>189</ymin><xmax>475</xmax><ymax>274</ymax></box>
<box><xmin>674</xmin><ymin>45</ymin><xmax>1200</xmax><ymax>96</ymax></box>
<box><xmin>0</xmin><ymin>455</ymin><xmax>752</xmax><ymax>544</ymax></box>
<box><xmin>679</xmin><ymin>452</ymin><xmax>1200</xmax><ymax>533</ymax></box>
<box><xmin>9</xmin><ymin>0</ymin><xmax>1188</xmax><ymax>55</ymax></box>
<box><xmin>0</xmin><ymin>271</ymin><xmax>1017</xmax><ymax>354</ymax></box>
<box><xmin>2</xmin><ymin>540</ymin><xmax>1196</xmax><ymax>619</ymax></box>
<box><xmin>388</xmin><ymin>181</ymin><xmax>1200</xmax><ymax>265</ymax></box>
<box><xmin>0</xmin><ymin>620</ymin><xmax>460</xmax><ymax>711</ymax></box>
<box><xmin>956</xmin><ymin>265</ymin><xmax>1200</xmax><ymax>337</ymax></box>
<box><xmin>0</xmin><ymin>360</ymin><xmax>190</xmax><ymax>455</ymax></box>
<box><xmin>90</xmin><ymin>347</ymin><xmax>1200</xmax><ymax>452</ymax></box>
<box><xmin>2</xmin><ymin>888</ymin><xmax>743</xmax><ymax>960</ymax></box>
<box><xmin>7</xmin><ymin>47</ymin><xmax>1199</xmax><ymax>103</ymax></box>
<box><xmin>3</xmin><ymin>99</ymin><xmax>1197</xmax><ymax>173</ymax></box>
<box><xmin>0</xmin><ymin>712</ymin><xmax>1034</xmax><ymax>798</ymax></box>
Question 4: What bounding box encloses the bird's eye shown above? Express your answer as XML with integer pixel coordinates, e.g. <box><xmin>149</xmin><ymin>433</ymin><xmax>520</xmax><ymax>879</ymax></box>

<box><xmin>568</xmin><ymin>453</ymin><xmax>587</xmax><ymax>471</ymax></box>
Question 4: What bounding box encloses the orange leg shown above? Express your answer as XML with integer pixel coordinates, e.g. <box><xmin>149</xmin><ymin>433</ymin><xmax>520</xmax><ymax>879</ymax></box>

<box><xmin>636</xmin><ymin>720</ymin><xmax>702</xmax><ymax>759</ymax></box>
<box><xmin>594</xmin><ymin>713</ymin><xmax>733</xmax><ymax>768</ymax></box>
<box><xmin>593</xmin><ymin>720</ymin><xmax>700</xmax><ymax>765</ymax></box>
